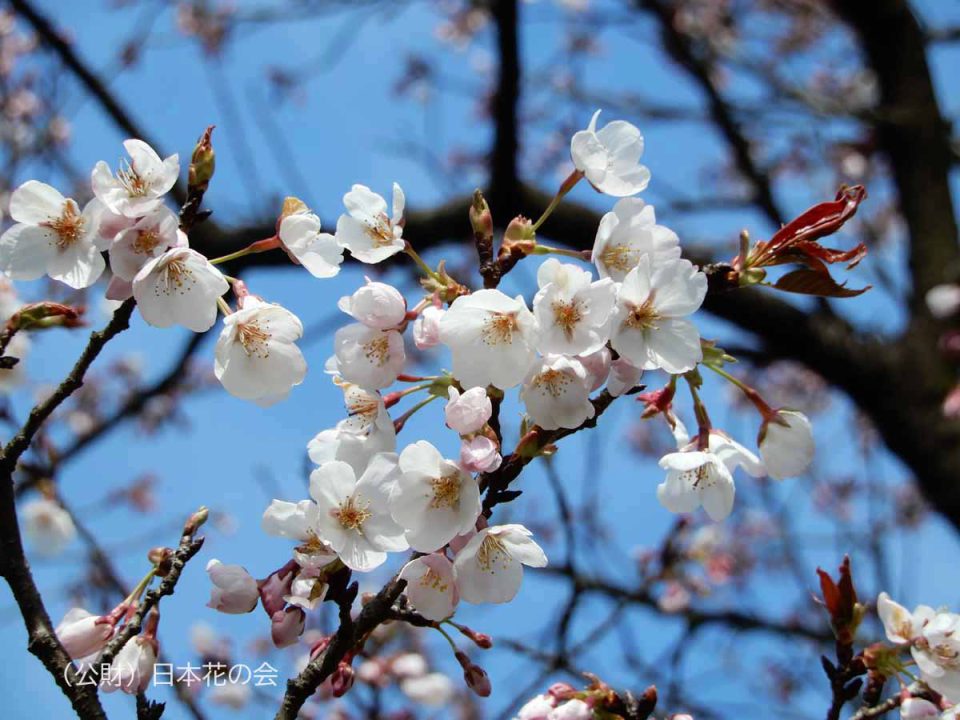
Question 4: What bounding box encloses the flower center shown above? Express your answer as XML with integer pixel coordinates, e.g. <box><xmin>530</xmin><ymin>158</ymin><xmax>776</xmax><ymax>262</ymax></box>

<box><xmin>599</xmin><ymin>244</ymin><xmax>636</xmax><ymax>273</ymax></box>
<box><xmin>156</xmin><ymin>256</ymin><xmax>195</xmax><ymax>296</ymax></box>
<box><xmin>45</xmin><ymin>200</ymin><xmax>85</xmax><ymax>251</ymax></box>
<box><xmin>362</xmin><ymin>334</ymin><xmax>391</xmax><ymax>366</ymax></box>
<box><xmin>679</xmin><ymin>462</ymin><xmax>713</xmax><ymax>489</ymax></box>
<box><xmin>533</xmin><ymin>368</ymin><xmax>571</xmax><ymax>398</ymax></box>
<box><xmin>333</xmin><ymin>496</ymin><xmax>371</xmax><ymax>531</ymax></box>
<box><xmin>419</xmin><ymin>567</ymin><xmax>450</xmax><ymax>594</ymax></box>
<box><xmin>476</xmin><ymin>533</ymin><xmax>511</xmax><ymax>573</ymax></box>
<box><xmin>429</xmin><ymin>472</ymin><xmax>461</xmax><ymax>509</ymax></box>
<box><xmin>481</xmin><ymin>312</ymin><xmax>518</xmax><ymax>346</ymax></box>
<box><xmin>551</xmin><ymin>299</ymin><xmax>583</xmax><ymax>340</ymax></box>
<box><xmin>364</xmin><ymin>216</ymin><xmax>395</xmax><ymax>248</ymax></box>
<box><xmin>117</xmin><ymin>159</ymin><xmax>149</xmax><ymax>198</ymax></box>
<box><xmin>624</xmin><ymin>295</ymin><xmax>660</xmax><ymax>330</ymax></box>
<box><xmin>237</xmin><ymin>320</ymin><xmax>271</xmax><ymax>359</ymax></box>
<box><xmin>133</xmin><ymin>228</ymin><xmax>163</xmax><ymax>255</ymax></box>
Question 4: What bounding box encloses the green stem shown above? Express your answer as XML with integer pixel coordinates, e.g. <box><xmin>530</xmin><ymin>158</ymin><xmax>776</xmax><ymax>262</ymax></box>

<box><xmin>532</xmin><ymin>244</ymin><xmax>589</xmax><ymax>260</ymax></box>
<box><xmin>703</xmin><ymin>363</ymin><xmax>775</xmax><ymax>418</ymax></box>
<box><xmin>531</xmin><ymin>170</ymin><xmax>583</xmax><ymax>233</ymax></box>
<box><xmin>404</xmin><ymin>242</ymin><xmax>439</xmax><ymax>280</ymax></box>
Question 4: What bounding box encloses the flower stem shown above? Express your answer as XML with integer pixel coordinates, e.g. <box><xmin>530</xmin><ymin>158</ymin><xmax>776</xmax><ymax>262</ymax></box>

<box><xmin>393</xmin><ymin>394</ymin><xmax>439</xmax><ymax>433</ymax></box>
<box><xmin>216</xmin><ymin>297</ymin><xmax>232</xmax><ymax>316</ymax></box>
<box><xmin>703</xmin><ymin>362</ymin><xmax>775</xmax><ymax>419</ymax></box>
<box><xmin>531</xmin><ymin>170</ymin><xmax>583</xmax><ymax>233</ymax></box>
<box><xmin>209</xmin><ymin>235</ymin><xmax>281</xmax><ymax>265</ymax></box>
<box><xmin>404</xmin><ymin>242</ymin><xmax>439</xmax><ymax>280</ymax></box>
<box><xmin>531</xmin><ymin>244</ymin><xmax>590</xmax><ymax>260</ymax></box>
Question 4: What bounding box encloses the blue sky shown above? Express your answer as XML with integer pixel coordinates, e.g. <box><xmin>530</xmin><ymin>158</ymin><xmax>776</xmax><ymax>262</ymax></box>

<box><xmin>2</xmin><ymin>1</ymin><xmax>960</xmax><ymax>718</ymax></box>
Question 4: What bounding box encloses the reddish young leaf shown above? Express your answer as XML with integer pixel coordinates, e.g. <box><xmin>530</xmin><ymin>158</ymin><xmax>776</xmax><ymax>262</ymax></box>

<box><xmin>773</xmin><ymin>269</ymin><xmax>871</xmax><ymax>298</ymax></box>
<box><xmin>767</xmin><ymin>185</ymin><xmax>868</xmax><ymax>254</ymax></box>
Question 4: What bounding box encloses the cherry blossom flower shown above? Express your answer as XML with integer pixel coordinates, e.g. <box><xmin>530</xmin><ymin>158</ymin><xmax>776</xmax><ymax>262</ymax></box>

<box><xmin>610</xmin><ymin>255</ymin><xmax>707</xmax><ymax>374</ymax></box>
<box><xmin>607</xmin><ymin>356</ymin><xmax>643</xmax><ymax>397</ymax></box>
<box><xmin>261</xmin><ymin>499</ymin><xmax>338</xmax><ymax>570</ymax></box>
<box><xmin>308</xmin><ymin>385</ymin><xmax>397</xmax><ymax>475</ymax></box>
<box><xmin>570</xmin><ymin>110</ymin><xmax>651</xmax><ymax>197</ymax></box>
<box><xmin>520</xmin><ymin>355</ymin><xmax>595</xmax><ymax>430</ymax></box>
<box><xmin>336</xmin><ymin>183</ymin><xmax>406</xmax><ymax>263</ymax></box>
<box><xmin>91</xmin><ymin>139</ymin><xmax>179</xmax><ymax>218</ymax></box>
<box><xmin>900</xmin><ymin>698</ymin><xmax>941</xmax><ymax>720</ymax></box>
<box><xmin>338</xmin><ymin>280</ymin><xmax>406</xmax><ymax>329</ymax></box>
<box><xmin>400</xmin><ymin>672</ymin><xmax>455</xmax><ymax>706</ymax></box>
<box><xmin>283</xmin><ymin>570</ymin><xmax>328</xmax><ymax>611</ymax></box>
<box><xmin>878</xmin><ymin>593</ymin><xmax>960</xmax><ymax>701</ymax></box>
<box><xmin>532</xmin><ymin>259</ymin><xmax>616</xmax><ymax>356</ymax></box>
<box><xmin>0</xmin><ymin>180</ymin><xmax>104</xmax><ymax>289</ymax></box>
<box><xmin>132</xmin><ymin>247</ymin><xmax>228</xmax><ymax>332</ymax></box>
<box><xmin>549</xmin><ymin>699</ymin><xmax>592</xmax><ymax>720</ymax></box>
<box><xmin>758</xmin><ymin>409</ymin><xmax>814</xmax><ymax>480</ymax></box>
<box><xmin>516</xmin><ymin>694</ymin><xmax>557</xmax><ymax>720</ymax></box>
<box><xmin>205</xmin><ymin>559</ymin><xmax>259</xmax><ymax>614</ymax></box>
<box><xmin>397</xmin><ymin>553</ymin><xmax>459</xmax><ymax>621</ymax></box>
<box><xmin>310</xmin><ymin>455</ymin><xmax>408</xmax><ymax>571</ymax></box>
<box><xmin>445</xmin><ymin>386</ymin><xmax>492</xmax><ymax>434</ymax></box>
<box><xmin>214</xmin><ymin>296</ymin><xmax>306</xmax><ymax>406</ymax></box>
<box><xmin>926</xmin><ymin>283</ymin><xmax>960</xmax><ymax>319</ymax></box>
<box><xmin>55</xmin><ymin>608</ymin><xmax>113</xmax><ymax>660</ymax></box>
<box><xmin>439</xmin><ymin>289</ymin><xmax>538</xmax><ymax>390</ymax></box>
<box><xmin>100</xmin><ymin>636</ymin><xmax>157</xmax><ymax>694</ymax></box>
<box><xmin>577</xmin><ymin>346</ymin><xmax>611</xmax><ymax>391</ymax></box>
<box><xmin>277</xmin><ymin>207</ymin><xmax>343</xmax><ymax>278</ymax></box>
<box><xmin>21</xmin><ymin>497</ymin><xmax>76</xmax><ymax>556</ymax></box>
<box><xmin>460</xmin><ymin>435</ymin><xmax>502</xmax><ymax>473</ymax></box>
<box><xmin>657</xmin><ymin>426</ymin><xmax>764</xmax><ymax>522</ymax></box>
<box><xmin>592</xmin><ymin>198</ymin><xmax>682</xmax><ymax>281</ymax></box>
<box><xmin>331</xmin><ymin>323</ymin><xmax>406</xmax><ymax>390</ymax></box>
<box><xmin>453</xmin><ymin>524</ymin><xmax>547</xmax><ymax>604</ymax></box>
<box><xmin>108</xmin><ymin>205</ymin><xmax>182</xmax><ymax>281</ymax></box>
<box><xmin>392</xmin><ymin>653</ymin><xmax>428</xmax><ymax>679</ymax></box>
<box><xmin>390</xmin><ymin>440</ymin><xmax>482</xmax><ymax>552</ymax></box>
<box><xmin>413</xmin><ymin>305</ymin><xmax>444</xmax><ymax>349</ymax></box>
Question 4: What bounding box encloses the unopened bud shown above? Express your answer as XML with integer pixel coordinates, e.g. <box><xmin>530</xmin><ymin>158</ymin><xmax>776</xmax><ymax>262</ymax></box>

<box><xmin>502</xmin><ymin>215</ymin><xmax>536</xmax><ymax>252</ymax></box>
<box><xmin>188</xmin><ymin>126</ymin><xmax>216</xmax><ymax>191</ymax></box>
<box><xmin>148</xmin><ymin>546</ymin><xmax>174</xmax><ymax>576</ymax></box>
<box><xmin>183</xmin><ymin>506</ymin><xmax>209</xmax><ymax>536</ymax></box>
<box><xmin>331</xmin><ymin>661</ymin><xmax>355</xmax><ymax>697</ymax></box>
<box><xmin>8</xmin><ymin>302</ymin><xmax>85</xmax><ymax>332</ymax></box>
<box><xmin>452</xmin><ymin>623</ymin><xmax>493</xmax><ymax>649</ymax></box>
<box><xmin>547</xmin><ymin>682</ymin><xmax>576</xmax><ymax>702</ymax></box>
<box><xmin>470</xmin><ymin>190</ymin><xmax>493</xmax><ymax>238</ymax></box>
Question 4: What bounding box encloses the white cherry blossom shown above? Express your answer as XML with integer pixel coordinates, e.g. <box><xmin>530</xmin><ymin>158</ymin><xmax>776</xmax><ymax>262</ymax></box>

<box><xmin>55</xmin><ymin>608</ymin><xmax>113</xmax><ymax>660</ymax></box>
<box><xmin>206</xmin><ymin>559</ymin><xmax>259</xmax><ymax>614</ymax></box>
<box><xmin>517</xmin><ymin>694</ymin><xmax>557</xmax><ymax>720</ymax></box>
<box><xmin>91</xmin><ymin>139</ymin><xmax>179</xmax><ymax>218</ymax></box>
<box><xmin>413</xmin><ymin>305</ymin><xmax>444</xmax><ymax>349</ymax></box>
<box><xmin>592</xmin><ymin>198</ymin><xmax>681</xmax><ymax>281</ymax></box>
<box><xmin>0</xmin><ymin>180</ymin><xmax>104</xmax><ymax>289</ymax></box>
<box><xmin>445</xmin><ymin>386</ymin><xmax>492</xmax><ymax>434</ymax></box>
<box><xmin>533</xmin><ymin>259</ymin><xmax>616</xmax><ymax>356</ymax></box>
<box><xmin>397</xmin><ymin>553</ymin><xmax>459</xmax><ymax>621</ymax></box>
<box><xmin>336</xmin><ymin>183</ymin><xmax>406</xmax><ymax>263</ymax></box>
<box><xmin>283</xmin><ymin>570</ymin><xmax>328</xmax><ymax>611</ymax></box>
<box><xmin>310</xmin><ymin>455</ymin><xmax>408</xmax><ymax>571</ymax></box>
<box><xmin>657</xmin><ymin>426</ymin><xmax>764</xmax><ymax>522</ymax></box>
<box><xmin>331</xmin><ymin>323</ymin><xmax>405</xmax><ymax>390</ymax></box>
<box><xmin>460</xmin><ymin>436</ymin><xmax>502</xmax><ymax>473</ymax></box>
<box><xmin>926</xmin><ymin>283</ymin><xmax>960</xmax><ymax>319</ymax></box>
<box><xmin>338</xmin><ymin>280</ymin><xmax>406</xmax><ymax>329</ymax></box>
<box><xmin>108</xmin><ymin>205</ymin><xmax>182</xmax><ymax>281</ymax></box>
<box><xmin>758</xmin><ymin>409</ymin><xmax>814</xmax><ymax>480</ymax></box>
<box><xmin>570</xmin><ymin>110</ymin><xmax>650</xmax><ymax>197</ymax></box>
<box><xmin>610</xmin><ymin>255</ymin><xmax>707</xmax><ymax>374</ymax></box>
<box><xmin>100</xmin><ymin>636</ymin><xmax>157</xmax><ymax>695</ymax></box>
<box><xmin>901</xmin><ymin>698</ymin><xmax>941</xmax><ymax>720</ymax></box>
<box><xmin>260</xmin><ymin>499</ymin><xmax>337</xmax><ymax>570</ymax></box>
<box><xmin>308</xmin><ymin>384</ymin><xmax>397</xmax><ymax>475</ymax></box>
<box><xmin>21</xmin><ymin>497</ymin><xmax>76</xmax><ymax>556</ymax></box>
<box><xmin>400</xmin><ymin>672</ymin><xmax>455</xmax><ymax>706</ymax></box>
<box><xmin>439</xmin><ymin>289</ymin><xmax>538</xmax><ymax>390</ymax></box>
<box><xmin>520</xmin><ymin>355</ymin><xmax>595</xmax><ymax>430</ymax></box>
<box><xmin>278</xmin><ymin>208</ymin><xmax>343</xmax><ymax>278</ymax></box>
<box><xmin>453</xmin><ymin>524</ymin><xmax>547</xmax><ymax>604</ymax></box>
<box><xmin>132</xmin><ymin>247</ymin><xmax>228</xmax><ymax>332</ymax></box>
<box><xmin>214</xmin><ymin>297</ymin><xmax>306</xmax><ymax>406</ymax></box>
<box><xmin>390</xmin><ymin>440</ymin><xmax>482</xmax><ymax>552</ymax></box>
<box><xmin>549</xmin><ymin>699</ymin><xmax>592</xmax><ymax>720</ymax></box>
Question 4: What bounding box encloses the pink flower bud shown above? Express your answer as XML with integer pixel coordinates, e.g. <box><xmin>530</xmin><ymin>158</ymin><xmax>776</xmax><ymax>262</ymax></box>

<box><xmin>270</xmin><ymin>607</ymin><xmax>305</xmax><ymax>648</ymax></box>
<box><xmin>338</xmin><ymin>280</ymin><xmax>406</xmax><ymax>330</ymax></box>
<box><xmin>444</xmin><ymin>386</ymin><xmax>492</xmax><ymax>435</ymax></box>
<box><xmin>460</xmin><ymin>435</ymin><xmax>502</xmax><ymax>473</ymax></box>
<box><xmin>463</xmin><ymin>663</ymin><xmax>491</xmax><ymax>697</ymax></box>
<box><xmin>331</xmin><ymin>661</ymin><xmax>355</xmax><ymax>697</ymax></box>
<box><xmin>548</xmin><ymin>699</ymin><xmax>592</xmax><ymax>719</ymax></box>
<box><xmin>547</xmin><ymin>683</ymin><xmax>576</xmax><ymax>702</ymax></box>
<box><xmin>206</xmin><ymin>559</ymin><xmax>259</xmax><ymax>614</ymax></box>
<box><xmin>55</xmin><ymin>608</ymin><xmax>113</xmax><ymax>659</ymax></box>
<box><xmin>100</xmin><ymin>635</ymin><xmax>157</xmax><ymax>695</ymax></box>
<box><xmin>607</xmin><ymin>357</ymin><xmax>643</xmax><ymax>397</ymax></box>
<box><xmin>413</xmin><ymin>305</ymin><xmax>444</xmax><ymax>349</ymax></box>
<box><xmin>518</xmin><ymin>694</ymin><xmax>556</xmax><ymax>720</ymax></box>
<box><xmin>577</xmin><ymin>347</ymin><xmax>611</xmax><ymax>392</ymax></box>
<box><xmin>259</xmin><ymin>560</ymin><xmax>297</xmax><ymax>617</ymax></box>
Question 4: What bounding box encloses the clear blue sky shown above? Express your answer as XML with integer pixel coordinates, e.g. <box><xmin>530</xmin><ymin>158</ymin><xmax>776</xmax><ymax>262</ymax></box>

<box><xmin>2</xmin><ymin>1</ymin><xmax>959</xmax><ymax>718</ymax></box>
